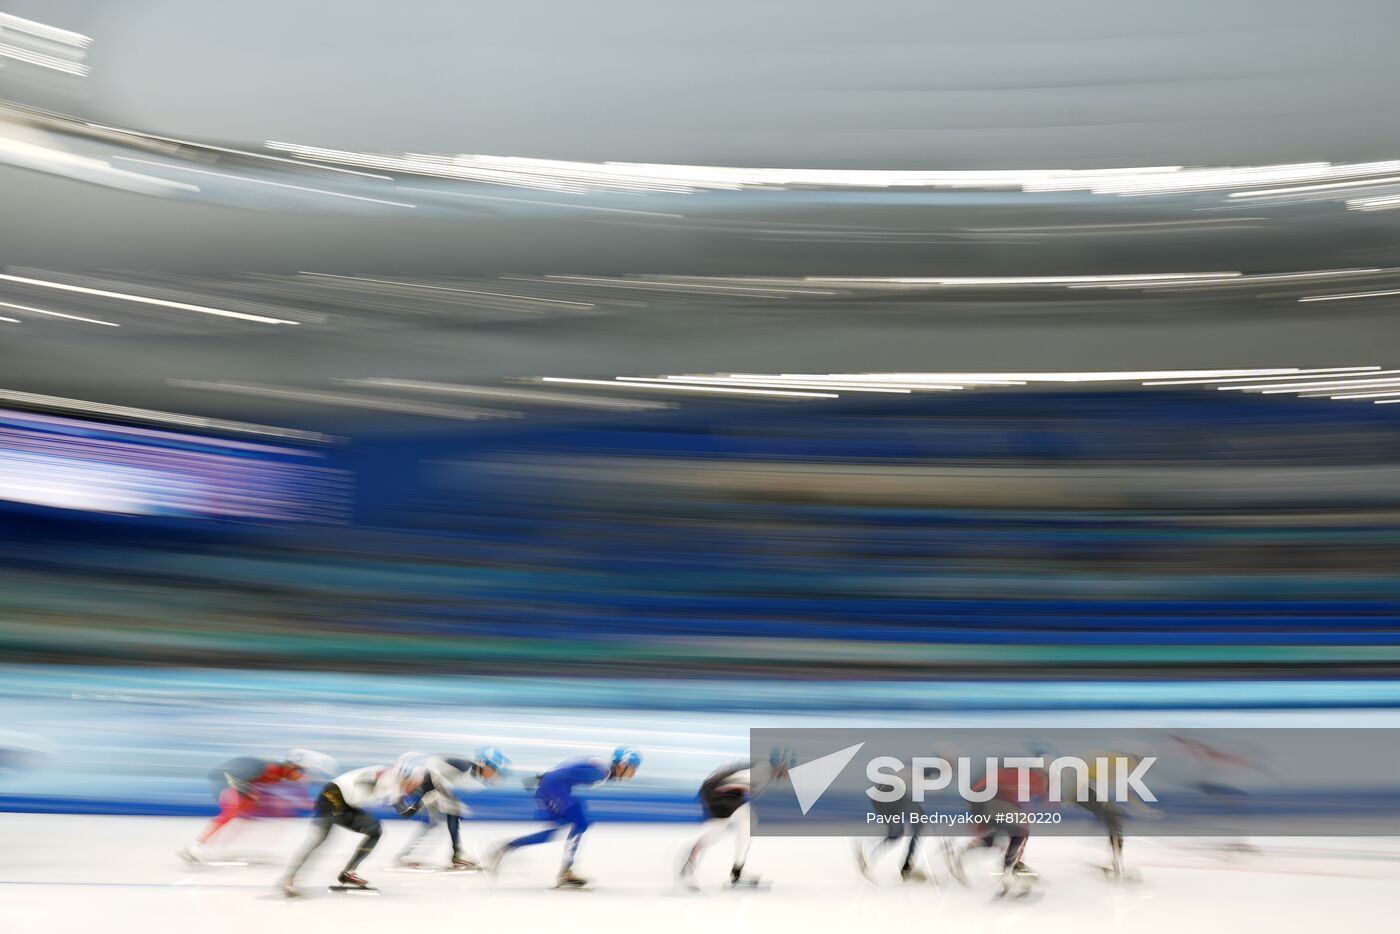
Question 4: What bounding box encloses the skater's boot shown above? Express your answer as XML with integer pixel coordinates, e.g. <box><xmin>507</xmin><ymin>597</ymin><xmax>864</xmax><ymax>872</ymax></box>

<box><xmin>556</xmin><ymin>868</ymin><xmax>589</xmax><ymax>888</ymax></box>
<box><xmin>337</xmin><ymin>870</ymin><xmax>370</xmax><ymax>888</ymax></box>
<box><xmin>677</xmin><ymin>859</ymin><xmax>700</xmax><ymax>892</ymax></box>
<box><xmin>451</xmin><ymin>855</ymin><xmax>481</xmax><ymax>871</ymax></box>
<box><xmin>997</xmin><ymin>864</ymin><xmax>1033</xmax><ymax>899</ymax></box>
<box><xmin>178</xmin><ymin>843</ymin><xmax>204</xmax><ymax>866</ymax></box>
<box><xmin>1012</xmin><ymin>860</ymin><xmax>1038</xmax><ymax>879</ymax></box>
<box><xmin>901</xmin><ymin>863</ymin><xmax>929</xmax><ymax>883</ymax></box>
<box><xmin>278</xmin><ymin>878</ymin><xmax>300</xmax><ymax>898</ymax></box>
<box><xmin>729</xmin><ymin>865</ymin><xmax>760</xmax><ymax>887</ymax></box>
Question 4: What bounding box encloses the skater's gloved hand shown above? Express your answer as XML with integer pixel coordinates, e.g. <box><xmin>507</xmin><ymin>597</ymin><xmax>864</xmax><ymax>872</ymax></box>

<box><xmin>523</xmin><ymin>773</ymin><xmax>543</xmax><ymax>790</ymax></box>
<box><xmin>396</xmin><ymin>798</ymin><xmax>423</xmax><ymax>818</ymax></box>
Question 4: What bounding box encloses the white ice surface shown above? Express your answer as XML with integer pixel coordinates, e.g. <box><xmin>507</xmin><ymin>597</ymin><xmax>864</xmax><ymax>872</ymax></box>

<box><xmin>3</xmin><ymin>814</ymin><xmax>1398</xmax><ymax>934</ymax></box>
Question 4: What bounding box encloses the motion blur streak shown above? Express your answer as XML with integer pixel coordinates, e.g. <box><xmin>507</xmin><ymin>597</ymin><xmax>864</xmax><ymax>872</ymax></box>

<box><xmin>4</xmin><ymin>2</ymin><xmax>1400</xmax><ymax>928</ymax></box>
<box><xmin>0</xmin><ymin>12</ymin><xmax>89</xmax><ymax>77</ymax></box>
<box><xmin>0</xmin><ymin>389</ymin><xmax>333</xmax><ymax>440</ymax></box>
<box><xmin>0</xmin><ymin>272</ymin><xmax>302</xmax><ymax>325</ymax></box>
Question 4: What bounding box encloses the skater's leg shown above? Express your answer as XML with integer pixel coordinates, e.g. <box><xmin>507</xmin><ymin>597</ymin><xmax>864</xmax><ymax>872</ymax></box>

<box><xmin>1107</xmin><ymin>807</ymin><xmax>1125</xmax><ymax>876</ymax></box>
<box><xmin>866</xmin><ymin>822</ymin><xmax>902</xmax><ymax>866</ymax></box>
<box><xmin>281</xmin><ymin>814</ymin><xmax>333</xmax><ymax>883</ymax></box>
<box><xmin>446</xmin><ymin>813</ymin><xmax>462</xmax><ymax>858</ymax></box>
<box><xmin>685</xmin><ymin>817</ymin><xmax>730</xmax><ymax>868</ymax></box>
<box><xmin>937</xmin><ymin>834</ymin><xmax>958</xmax><ymax>874</ymax></box>
<box><xmin>198</xmin><ymin>789</ymin><xmax>250</xmax><ymax>844</ymax></box>
<box><xmin>560</xmin><ymin>801</ymin><xmax>591</xmax><ymax>871</ymax></box>
<box><xmin>951</xmin><ymin>825</ymin><xmax>996</xmax><ymax>882</ymax></box>
<box><xmin>992</xmin><ymin>830</ymin><xmax>1033</xmax><ymax>897</ymax></box>
<box><xmin>731</xmin><ymin>804</ymin><xmax>751</xmax><ymax>881</ymax></box>
<box><xmin>395</xmin><ymin>808</ymin><xmax>439</xmax><ymax>863</ymax></box>
<box><xmin>505</xmin><ymin>792</ymin><xmax>572</xmax><ymax>852</ymax></box>
<box><xmin>505</xmin><ymin>822</ymin><xmax>563</xmax><ymax>850</ymax></box>
<box><xmin>343</xmin><ymin>811</ymin><xmax>382</xmax><ymax>874</ymax></box>
<box><xmin>1004</xmin><ymin>831</ymin><xmax>1028</xmax><ymax>869</ymax></box>
<box><xmin>901</xmin><ymin>825</ymin><xmax>921</xmax><ymax>875</ymax></box>
<box><xmin>1086</xmin><ymin>801</ymin><xmax>1124</xmax><ymax>877</ymax></box>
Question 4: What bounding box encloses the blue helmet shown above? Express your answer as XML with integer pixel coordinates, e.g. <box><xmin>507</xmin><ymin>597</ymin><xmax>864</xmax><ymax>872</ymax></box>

<box><xmin>611</xmin><ymin>746</ymin><xmax>642</xmax><ymax>770</ymax></box>
<box><xmin>475</xmin><ymin>746</ymin><xmax>511</xmax><ymax>774</ymax></box>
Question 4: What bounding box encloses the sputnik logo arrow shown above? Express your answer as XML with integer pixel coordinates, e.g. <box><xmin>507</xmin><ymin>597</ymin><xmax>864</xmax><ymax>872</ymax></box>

<box><xmin>788</xmin><ymin>742</ymin><xmax>865</xmax><ymax>815</ymax></box>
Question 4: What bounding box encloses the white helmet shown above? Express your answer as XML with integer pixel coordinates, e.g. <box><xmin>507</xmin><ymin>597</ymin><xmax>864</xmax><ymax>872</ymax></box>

<box><xmin>286</xmin><ymin>748</ymin><xmax>337</xmax><ymax>775</ymax></box>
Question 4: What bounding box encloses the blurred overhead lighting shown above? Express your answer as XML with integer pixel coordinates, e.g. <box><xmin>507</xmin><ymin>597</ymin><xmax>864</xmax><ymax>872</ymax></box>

<box><xmin>531</xmin><ymin>369</ymin><xmax>1395</xmax><ymax>407</ymax></box>
<box><xmin>343</xmin><ymin>379</ymin><xmax>673</xmax><ymax>411</ymax></box>
<box><xmin>265</xmin><ymin>141</ymin><xmax>1400</xmax><ymax>201</ymax></box>
<box><xmin>0</xmin><ymin>272</ymin><xmax>300</xmax><ymax>325</ymax></box>
<box><xmin>1299</xmin><ymin>289</ymin><xmax>1400</xmax><ymax>303</ymax></box>
<box><xmin>1143</xmin><ymin>368</ymin><xmax>1382</xmax><ymax>386</ymax></box>
<box><xmin>539</xmin><ymin>378</ymin><xmax>839</xmax><ymax>399</ymax></box>
<box><xmin>0</xmin><ymin>298</ymin><xmax>119</xmax><ymax>327</ymax></box>
<box><xmin>0</xmin><ymin>388</ymin><xmax>330</xmax><ymax>441</ymax></box>
<box><xmin>171</xmin><ymin>381</ymin><xmax>520</xmax><ymax>420</ymax></box>
<box><xmin>0</xmin><ymin>13</ymin><xmax>90</xmax><ymax>77</ymax></box>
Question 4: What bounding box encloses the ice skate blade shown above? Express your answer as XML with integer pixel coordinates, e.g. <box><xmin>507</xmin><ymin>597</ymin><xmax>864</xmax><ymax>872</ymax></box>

<box><xmin>328</xmin><ymin>885</ymin><xmax>379</xmax><ymax>894</ymax></box>
<box><xmin>552</xmin><ymin>882</ymin><xmax>592</xmax><ymax>891</ymax></box>
<box><xmin>1097</xmin><ymin>867</ymin><xmax>1142</xmax><ymax>885</ymax></box>
<box><xmin>989</xmin><ymin>870</ymin><xmax>1050</xmax><ymax>887</ymax></box>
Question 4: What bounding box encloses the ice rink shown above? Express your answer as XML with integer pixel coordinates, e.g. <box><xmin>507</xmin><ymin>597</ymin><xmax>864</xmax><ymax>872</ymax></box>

<box><xmin>4</xmin><ymin>814</ymin><xmax>1397</xmax><ymax>934</ymax></box>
